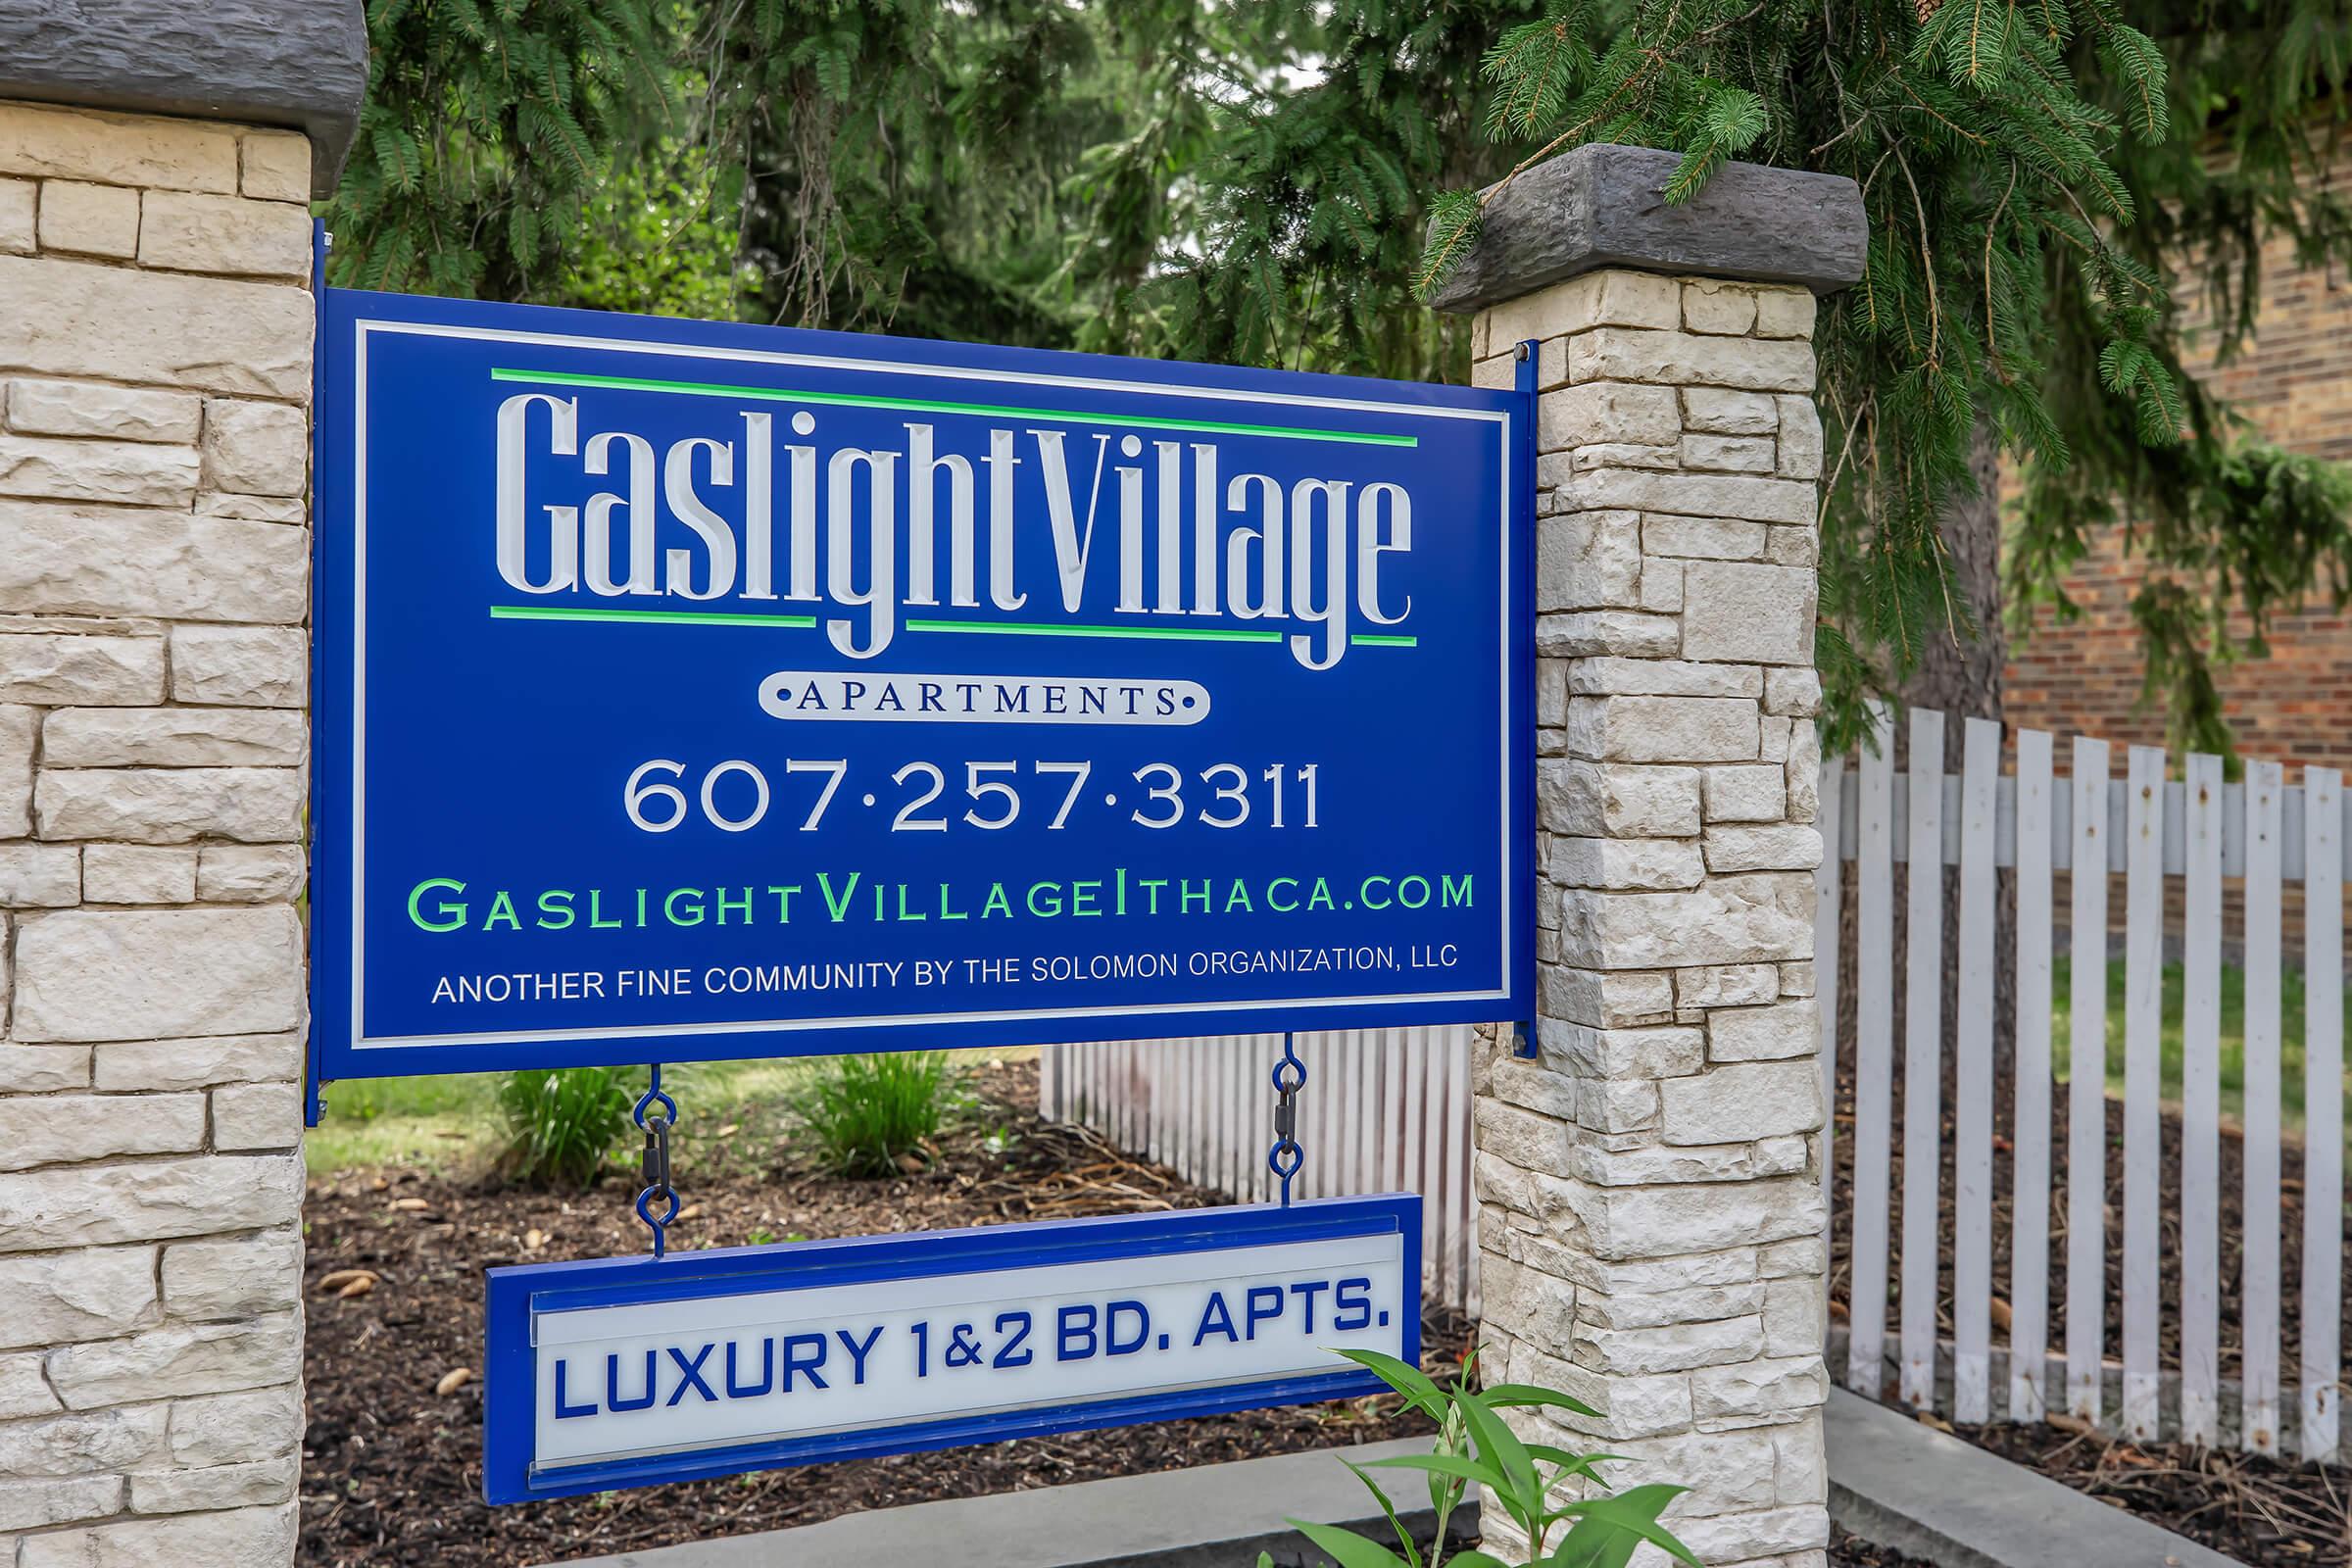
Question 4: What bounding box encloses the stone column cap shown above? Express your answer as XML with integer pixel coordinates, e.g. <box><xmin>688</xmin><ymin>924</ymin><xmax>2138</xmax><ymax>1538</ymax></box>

<box><xmin>0</xmin><ymin>0</ymin><xmax>368</xmax><ymax>199</ymax></box>
<box><xmin>1428</xmin><ymin>143</ymin><xmax>1866</xmax><ymax>314</ymax></box>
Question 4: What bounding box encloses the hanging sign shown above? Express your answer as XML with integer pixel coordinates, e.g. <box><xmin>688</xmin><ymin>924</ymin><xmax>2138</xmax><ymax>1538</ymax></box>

<box><xmin>480</xmin><ymin>1196</ymin><xmax>1420</xmax><ymax>1502</ymax></box>
<box><xmin>311</xmin><ymin>288</ymin><xmax>1533</xmax><ymax>1081</ymax></box>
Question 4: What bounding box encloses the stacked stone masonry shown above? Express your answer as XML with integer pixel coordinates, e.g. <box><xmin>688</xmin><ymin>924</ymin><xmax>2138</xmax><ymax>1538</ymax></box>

<box><xmin>1469</xmin><ymin>269</ymin><xmax>1829</xmax><ymax>1567</ymax></box>
<box><xmin>0</xmin><ymin>101</ymin><xmax>311</xmax><ymax>1565</ymax></box>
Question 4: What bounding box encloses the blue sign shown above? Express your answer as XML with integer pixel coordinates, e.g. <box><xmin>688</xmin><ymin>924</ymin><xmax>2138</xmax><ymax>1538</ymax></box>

<box><xmin>481</xmin><ymin>1196</ymin><xmax>1421</xmax><ymax>1502</ymax></box>
<box><xmin>312</xmin><ymin>288</ymin><xmax>1533</xmax><ymax>1080</ymax></box>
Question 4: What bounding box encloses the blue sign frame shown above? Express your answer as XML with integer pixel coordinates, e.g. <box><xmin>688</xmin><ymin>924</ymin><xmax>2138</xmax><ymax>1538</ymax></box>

<box><xmin>309</xmin><ymin>282</ymin><xmax>1535</xmax><ymax>1093</ymax></box>
<box><xmin>481</xmin><ymin>1196</ymin><xmax>1422</xmax><ymax>1503</ymax></box>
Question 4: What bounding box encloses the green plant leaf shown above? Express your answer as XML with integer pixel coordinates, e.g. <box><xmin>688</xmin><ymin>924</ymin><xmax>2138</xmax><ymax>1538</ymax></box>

<box><xmin>1452</xmin><ymin>1385</ymin><xmax>1544</xmax><ymax>1530</ymax></box>
<box><xmin>1340</xmin><ymin>1459</ymin><xmax>1424</xmax><ymax>1568</ymax></box>
<box><xmin>1361</xmin><ymin>1451</ymin><xmax>1507</xmax><ymax>1491</ymax></box>
<box><xmin>1285</xmin><ymin>1517</ymin><xmax>1411</xmax><ymax>1568</ymax></box>
<box><xmin>1333</xmin><ymin>1348</ymin><xmax>1449</xmax><ymax>1420</ymax></box>
<box><xmin>1526</xmin><ymin>1444</ymin><xmax>1625</xmax><ymax>1489</ymax></box>
<box><xmin>1481</xmin><ymin>1384</ymin><xmax>1602</xmax><ymax>1420</ymax></box>
<box><xmin>1549</xmin><ymin>1486</ymin><xmax>1702</xmax><ymax>1568</ymax></box>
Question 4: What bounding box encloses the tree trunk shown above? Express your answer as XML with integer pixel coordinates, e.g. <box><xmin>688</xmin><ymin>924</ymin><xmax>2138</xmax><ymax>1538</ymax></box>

<box><xmin>1911</xmin><ymin>420</ymin><xmax>2014</xmax><ymax>1094</ymax></box>
<box><xmin>1837</xmin><ymin>423</ymin><xmax>2013</xmax><ymax>1116</ymax></box>
<box><xmin>1903</xmin><ymin>425</ymin><xmax>2006</xmax><ymax>722</ymax></box>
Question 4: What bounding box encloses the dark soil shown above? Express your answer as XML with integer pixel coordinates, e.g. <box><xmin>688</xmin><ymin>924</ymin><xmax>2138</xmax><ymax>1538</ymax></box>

<box><xmin>298</xmin><ymin>1059</ymin><xmax>1459</xmax><ymax>1568</ymax></box>
<box><xmin>1826</xmin><ymin>1055</ymin><xmax>2348</xmax><ymax>1387</ymax></box>
<box><xmin>1957</xmin><ymin>1415</ymin><xmax>2351</xmax><ymax>1564</ymax></box>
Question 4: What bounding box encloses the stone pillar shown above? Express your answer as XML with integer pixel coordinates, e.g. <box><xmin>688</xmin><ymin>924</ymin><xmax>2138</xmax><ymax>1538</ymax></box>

<box><xmin>0</xmin><ymin>6</ymin><xmax>362</xmax><ymax>1560</ymax></box>
<box><xmin>1433</xmin><ymin>146</ymin><xmax>1865</xmax><ymax>1566</ymax></box>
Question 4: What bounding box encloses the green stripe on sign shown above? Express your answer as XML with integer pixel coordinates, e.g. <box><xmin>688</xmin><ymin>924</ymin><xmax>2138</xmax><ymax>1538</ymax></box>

<box><xmin>904</xmin><ymin>618</ymin><xmax>1283</xmax><ymax>644</ymax></box>
<box><xmin>489</xmin><ymin>605</ymin><xmax>818</xmax><ymax>628</ymax></box>
<box><xmin>487</xmin><ymin>605</ymin><xmax>1419</xmax><ymax>647</ymax></box>
<box><xmin>489</xmin><ymin>368</ymin><xmax>1417</xmax><ymax>448</ymax></box>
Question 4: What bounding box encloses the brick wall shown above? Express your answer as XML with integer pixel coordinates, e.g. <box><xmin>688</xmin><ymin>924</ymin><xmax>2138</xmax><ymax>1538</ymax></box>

<box><xmin>2005</xmin><ymin>156</ymin><xmax>2352</xmax><ymax>764</ymax></box>
<box><xmin>0</xmin><ymin>102</ymin><xmax>313</xmax><ymax>1561</ymax></box>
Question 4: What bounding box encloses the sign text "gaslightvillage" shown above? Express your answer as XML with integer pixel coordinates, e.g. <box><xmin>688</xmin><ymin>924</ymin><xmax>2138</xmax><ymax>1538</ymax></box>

<box><xmin>494</xmin><ymin>387</ymin><xmax>1415</xmax><ymax>668</ymax></box>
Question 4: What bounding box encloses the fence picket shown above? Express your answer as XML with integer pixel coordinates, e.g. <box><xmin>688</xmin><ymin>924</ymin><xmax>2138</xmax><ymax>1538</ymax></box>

<box><xmin>1411</xmin><ymin>1044</ymin><xmax>1430</xmax><ymax>1288</ymax></box>
<box><xmin>1445</xmin><ymin>1034</ymin><xmax>1472</xmax><ymax>1304</ymax></box>
<box><xmin>2245</xmin><ymin>761</ymin><xmax>2285</xmax><ymax>1454</ymax></box>
<box><xmin>1900</xmin><ymin>708</ymin><xmax>1946</xmax><ymax>1410</ymax></box>
<box><xmin>1158</xmin><ymin>1043</ymin><xmax>1176</xmax><ymax>1182</ymax></box>
<box><xmin>1953</xmin><ymin>717</ymin><xmax>1999</xmax><ymax>1422</ymax></box>
<box><xmin>2067</xmin><ymin>735</ymin><xmax>2110</xmax><ymax>1424</ymax></box>
<box><xmin>1234</xmin><ymin>1036</ymin><xmax>1257</xmax><ymax>1202</ymax></box>
<box><xmin>2303</xmin><ymin>767</ymin><xmax>2344</xmax><ymax>1463</ymax></box>
<box><xmin>1818</xmin><ymin>760</ymin><xmax>1845</xmax><ymax>1224</ymax></box>
<box><xmin>1194</xmin><ymin>1035</ymin><xmax>1214</xmax><ymax>1189</ymax></box>
<box><xmin>1127</xmin><ymin>1041</ymin><xmax>1146</xmax><ymax>1158</ymax></box>
<box><xmin>1850</xmin><ymin>703</ymin><xmax>1898</xmax><ymax>1396</ymax></box>
<box><xmin>2011</xmin><ymin>727</ymin><xmax>2055</xmax><ymax>1424</ymax></box>
<box><xmin>1136</xmin><ymin>1044</ymin><xmax>1153</xmax><ymax>1165</ymax></box>
<box><xmin>2122</xmin><ymin>746</ymin><xmax>2165</xmax><ymax>1440</ymax></box>
<box><xmin>1319</xmin><ymin>1033</ymin><xmax>1343</xmax><ymax>1199</ymax></box>
<box><xmin>2181</xmin><ymin>752</ymin><xmax>2225</xmax><ymax>1446</ymax></box>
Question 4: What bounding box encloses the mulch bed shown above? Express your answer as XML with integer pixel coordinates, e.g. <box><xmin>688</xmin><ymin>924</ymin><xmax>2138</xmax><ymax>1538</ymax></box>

<box><xmin>1954</xmin><ymin>1414</ymin><xmax>2352</xmax><ymax>1564</ymax></box>
<box><xmin>298</xmin><ymin>1059</ymin><xmax>1458</xmax><ymax>1568</ymax></box>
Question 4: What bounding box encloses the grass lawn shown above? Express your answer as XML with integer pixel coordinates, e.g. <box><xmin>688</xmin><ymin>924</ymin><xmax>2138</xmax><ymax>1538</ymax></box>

<box><xmin>307</xmin><ymin>1056</ymin><xmax>822</xmax><ymax>1175</ymax></box>
<box><xmin>305</xmin><ymin>1049</ymin><xmax>1033</xmax><ymax>1175</ymax></box>
<box><xmin>2050</xmin><ymin>954</ymin><xmax>2347</xmax><ymax>1133</ymax></box>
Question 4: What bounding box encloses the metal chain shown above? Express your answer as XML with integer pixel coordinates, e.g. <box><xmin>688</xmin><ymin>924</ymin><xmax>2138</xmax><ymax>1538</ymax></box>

<box><xmin>633</xmin><ymin>1064</ymin><xmax>680</xmax><ymax>1259</ymax></box>
<box><xmin>1265</xmin><ymin>1033</ymin><xmax>1305</xmax><ymax>1206</ymax></box>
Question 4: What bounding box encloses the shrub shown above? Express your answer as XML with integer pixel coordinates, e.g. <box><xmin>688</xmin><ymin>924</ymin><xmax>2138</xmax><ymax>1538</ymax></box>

<box><xmin>496</xmin><ymin>1067</ymin><xmax>638</xmax><ymax>1187</ymax></box>
<box><xmin>1264</xmin><ymin>1349</ymin><xmax>1700</xmax><ymax>1568</ymax></box>
<box><xmin>793</xmin><ymin>1052</ymin><xmax>958</xmax><ymax>1177</ymax></box>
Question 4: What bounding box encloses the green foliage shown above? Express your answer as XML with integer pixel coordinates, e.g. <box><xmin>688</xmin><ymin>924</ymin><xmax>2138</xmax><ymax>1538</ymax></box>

<box><xmin>792</xmin><ymin>1052</ymin><xmax>959</xmax><ymax>1178</ymax></box>
<box><xmin>556</xmin><ymin>135</ymin><xmax>756</xmax><ymax>320</ymax></box>
<box><xmin>1157</xmin><ymin>3</ymin><xmax>1541</xmax><ymax>384</ymax></box>
<box><xmin>495</xmin><ymin>1066</ymin><xmax>637</xmax><ymax>1187</ymax></box>
<box><xmin>699</xmin><ymin>0</ymin><xmax>1240</xmax><ymax>347</ymax></box>
<box><xmin>1407</xmin><ymin>0</ymin><xmax>2352</xmax><ymax>751</ymax></box>
<box><xmin>328</xmin><ymin>0</ymin><xmax>667</xmax><ymax>298</ymax></box>
<box><xmin>1263</xmin><ymin>1348</ymin><xmax>1698</xmax><ymax>1568</ymax></box>
<box><xmin>330</xmin><ymin>0</ymin><xmax>2352</xmax><ymax>753</ymax></box>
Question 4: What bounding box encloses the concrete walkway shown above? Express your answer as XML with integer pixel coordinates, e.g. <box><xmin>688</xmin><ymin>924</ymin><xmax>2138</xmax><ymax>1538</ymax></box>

<box><xmin>1828</xmin><ymin>1386</ymin><xmax>2248</xmax><ymax>1567</ymax></box>
<box><xmin>543</xmin><ymin>1390</ymin><xmax>2251</xmax><ymax>1567</ymax></box>
<box><xmin>536</xmin><ymin>1437</ymin><xmax>1467</xmax><ymax>1568</ymax></box>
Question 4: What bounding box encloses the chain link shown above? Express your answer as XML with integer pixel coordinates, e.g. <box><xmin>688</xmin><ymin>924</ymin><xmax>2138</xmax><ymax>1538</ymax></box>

<box><xmin>633</xmin><ymin>1065</ymin><xmax>681</xmax><ymax>1259</ymax></box>
<box><xmin>1265</xmin><ymin>1033</ymin><xmax>1305</xmax><ymax>1206</ymax></box>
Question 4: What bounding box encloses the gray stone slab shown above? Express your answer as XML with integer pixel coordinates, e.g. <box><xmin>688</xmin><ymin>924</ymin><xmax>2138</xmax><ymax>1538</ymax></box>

<box><xmin>1427</xmin><ymin>144</ymin><xmax>1866</xmax><ymax>313</ymax></box>
<box><xmin>1827</xmin><ymin>1386</ymin><xmax>2246</xmax><ymax>1567</ymax></box>
<box><xmin>534</xmin><ymin>1438</ymin><xmax>1472</xmax><ymax>1568</ymax></box>
<box><xmin>0</xmin><ymin>1</ymin><xmax>367</xmax><ymax>196</ymax></box>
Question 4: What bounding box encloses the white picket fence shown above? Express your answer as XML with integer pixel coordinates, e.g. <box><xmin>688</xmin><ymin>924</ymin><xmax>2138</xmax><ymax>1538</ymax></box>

<box><xmin>1820</xmin><ymin>705</ymin><xmax>2347</xmax><ymax>1460</ymax></box>
<box><xmin>1037</xmin><ymin>704</ymin><xmax>2350</xmax><ymax>1463</ymax></box>
<box><xmin>1039</xmin><ymin>1028</ymin><xmax>1483</xmax><ymax>1313</ymax></box>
